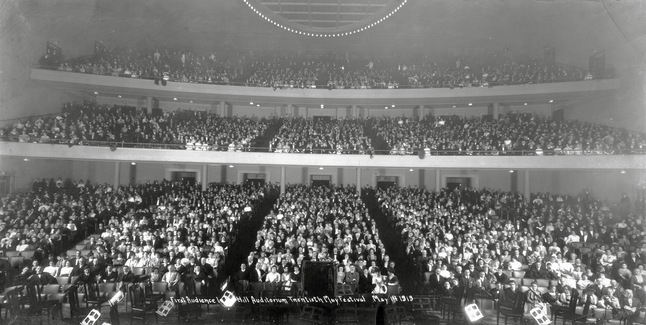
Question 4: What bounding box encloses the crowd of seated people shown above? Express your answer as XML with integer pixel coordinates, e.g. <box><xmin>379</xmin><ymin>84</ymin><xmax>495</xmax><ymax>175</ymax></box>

<box><xmin>42</xmin><ymin>43</ymin><xmax>598</xmax><ymax>89</ymax></box>
<box><xmin>269</xmin><ymin>117</ymin><xmax>372</xmax><ymax>154</ymax></box>
<box><xmin>396</xmin><ymin>51</ymin><xmax>589</xmax><ymax>88</ymax></box>
<box><xmin>1</xmin><ymin>179</ymin><xmax>273</xmax><ymax>302</ymax></box>
<box><xmin>326</xmin><ymin>62</ymin><xmax>399</xmax><ymax>90</ymax></box>
<box><xmin>56</xmin><ymin>47</ymin><xmax>246</xmax><ymax>85</ymax></box>
<box><xmin>369</xmin><ymin>114</ymin><xmax>646</xmax><ymax>155</ymax></box>
<box><xmin>0</xmin><ymin>103</ymin><xmax>269</xmax><ymax>151</ymax></box>
<box><xmin>245</xmin><ymin>55</ymin><xmax>324</xmax><ymax>89</ymax></box>
<box><xmin>375</xmin><ymin>185</ymin><xmax>646</xmax><ymax>323</ymax></box>
<box><xmin>233</xmin><ymin>185</ymin><xmax>399</xmax><ymax>296</ymax></box>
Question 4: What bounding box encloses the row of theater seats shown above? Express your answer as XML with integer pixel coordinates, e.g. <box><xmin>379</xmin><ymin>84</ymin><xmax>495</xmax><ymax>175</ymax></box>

<box><xmin>4</xmin><ymin>105</ymin><xmax>644</xmax><ymax>155</ymax></box>
<box><xmin>47</xmin><ymin>45</ymin><xmax>593</xmax><ymax>89</ymax></box>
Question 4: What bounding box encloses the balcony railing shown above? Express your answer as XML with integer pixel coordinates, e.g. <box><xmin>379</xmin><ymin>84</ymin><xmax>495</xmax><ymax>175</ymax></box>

<box><xmin>2</xmin><ymin>136</ymin><xmax>644</xmax><ymax>156</ymax></box>
<box><xmin>34</xmin><ymin>64</ymin><xmax>591</xmax><ymax>90</ymax></box>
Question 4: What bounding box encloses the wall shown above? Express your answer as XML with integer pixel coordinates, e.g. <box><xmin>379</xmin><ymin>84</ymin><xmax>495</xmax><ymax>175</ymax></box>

<box><xmin>3</xmin><ymin>156</ymin><xmax>643</xmax><ymax>203</ymax></box>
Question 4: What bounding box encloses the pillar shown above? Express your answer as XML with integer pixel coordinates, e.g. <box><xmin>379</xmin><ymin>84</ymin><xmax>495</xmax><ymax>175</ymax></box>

<box><xmin>524</xmin><ymin>170</ymin><xmax>530</xmax><ymax>202</ymax></box>
<box><xmin>146</xmin><ymin>96</ymin><xmax>153</xmax><ymax>114</ymax></box>
<box><xmin>435</xmin><ymin>169</ymin><xmax>441</xmax><ymax>192</ymax></box>
<box><xmin>419</xmin><ymin>105</ymin><xmax>426</xmax><ymax>119</ymax></box>
<box><xmin>352</xmin><ymin>105</ymin><xmax>358</xmax><ymax>118</ymax></box>
<box><xmin>280</xmin><ymin>166</ymin><xmax>286</xmax><ymax>194</ymax></box>
<box><xmin>220</xmin><ymin>101</ymin><xmax>226</xmax><ymax>117</ymax></box>
<box><xmin>113</xmin><ymin>162</ymin><xmax>120</xmax><ymax>189</ymax></box>
<box><xmin>221</xmin><ymin>165</ymin><xmax>227</xmax><ymax>184</ymax></box>
<box><xmin>492</xmin><ymin>102</ymin><xmax>499</xmax><ymax>119</ymax></box>
<box><xmin>356</xmin><ymin>168</ymin><xmax>361</xmax><ymax>194</ymax></box>
<box><xmin>201</xmin><ymin>164</ymin><xmax>208</xmax><ymax>191</ymax></box>
<box><xmin>419</xmin><ymin>169</ymin><xmax>426</xmax><ymax>189</ymax></box>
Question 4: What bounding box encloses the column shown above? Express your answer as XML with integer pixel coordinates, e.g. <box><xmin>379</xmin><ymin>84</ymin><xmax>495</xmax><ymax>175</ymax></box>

<box><xmin>146</xmin><ymin>96</ymin><xmax>153</xmax><ymax>114</ymax></box>
<box><xmin>492</xmin><ymin>102</ymin><xmax>499</xmax><ymax>119</ymax></box>
<box><xmin>287</xmin><ymin>104</ymin><xmax>293</xmax><ymax>117</ymax></box>
<box><xmin>280</xmin><ymin>166</ymin><xmax>286</xmax><ymax>194</ymax></box>
<box><xmin>419</xmin><ymin>105</ymin><xmax>425</xmax><ymax>119</ymax></box>
<box><xmin>220</xmin><ymin>101</ymin><xmax>226</xmax><ymax>117</ymax></box>
<box><xmin>356</xmin><ymin>168</ymin><xmax>361</xmax><ymax>194</ymax></box>
<box><xmin>352</xmin><ymin>105</ymin><xmax>358</xmax><ymax>118</ymax></box>
<box><xmin>220</xmin><ymin>165</ymin><xmax>227</xmax><ymax>184</ymax></box>
<box><xmin>435</xmin><ymin>169</ymin><xmax>441</xmax><ymax>192</ymax></box>
<box><xmin>201</xmin><ymin>164</ymin><xmax>208</xmax><ymax>191</ymax></box>
<box><xmin>524</xmin><ymin>170</ymin><xmax>530</xmax><ymax>203</ymax></box>
<box><xmin>113</xmin><ymin>162</ymin><xmax>120</xmax><ymax>189</ymax></box>
<box><xmin>419</xmin><ymin>169</ymin><xmax>426</xmax><ymax>189</ymax></box>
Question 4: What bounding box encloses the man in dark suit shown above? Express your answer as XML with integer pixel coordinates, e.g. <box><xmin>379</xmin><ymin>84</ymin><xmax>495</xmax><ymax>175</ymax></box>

<box><xmin>233</xmin><ymin>263</ymin><xmax>250</xmax><ymax>295</ymax></box>
<box><xmin>500</xmin><ymin>281</ymin><xmax>522</xmax><ymax>308</ymax></box>
<box><xmin>494</xmin><ymin>268</ymin><xmax>510</xmax><ymax>285</ymax></box>
<box><xmin>116</xmin><ymin>266</ymin><xmax>136</xmax><ymax>292</ymax></box>
<box><xmin>249</xmin><ymin>263</ymin><xmax>264</xmax><ymax>283</ymax></box>
<box><xmin>100</xmin><ymin>265</ymin><xmax>119</xmax><ymax>283</ymax></box>
<box><xmin>428</xmin><ymin>266</ymin><xmax>445</xmax><ymax>294</ymax></box>
<box><xmin>28</xmin><ymin>266</ymin><xmax>57</xmax><ymax>286</ymax></box>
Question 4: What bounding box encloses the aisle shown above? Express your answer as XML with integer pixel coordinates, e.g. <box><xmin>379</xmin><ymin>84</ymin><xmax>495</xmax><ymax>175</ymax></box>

<box><xmin>362</xmin><ymin>187</ymin><xmax>417</xmax><ymax>294</ymax></box>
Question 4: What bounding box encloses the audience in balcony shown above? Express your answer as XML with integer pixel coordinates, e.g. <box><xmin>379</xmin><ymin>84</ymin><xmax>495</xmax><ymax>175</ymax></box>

<box><xmin>0</xmin><ymin>103</ymin><xmax>268</xmax><ymax>151</ymax></box>
<box><xmin>270</xmin><ymin>117</ymin><xmax>371</xmax><ymax>154</ymax></box>
<box><xmin>45</xmin><ymin>44</ymin><xmax>597</xmax><ymax>89</ymax></box>
<box><xmin>370</xmin><ymin>114</ymin><xmax>646</xmax><ymax>155</ymax></box>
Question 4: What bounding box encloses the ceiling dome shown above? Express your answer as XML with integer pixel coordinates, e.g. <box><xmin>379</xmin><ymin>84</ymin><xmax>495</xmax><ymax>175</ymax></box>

<box><xmin>244</xmin><ymin>0</ymin><xmax>407</xmax><ymax>36</ymax></box>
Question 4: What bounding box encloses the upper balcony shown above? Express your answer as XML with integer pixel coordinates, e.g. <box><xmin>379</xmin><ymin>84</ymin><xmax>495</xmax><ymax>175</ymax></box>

<box><xmin>30</xmin><ymin>68</ymin><xmax>621</xmax><ymax>106</ymax></box>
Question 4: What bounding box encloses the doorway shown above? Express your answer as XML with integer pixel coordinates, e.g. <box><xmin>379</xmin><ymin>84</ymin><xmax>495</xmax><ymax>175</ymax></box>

<box><xmin>446</xmin><ymin>177</ymin><xmax>471</xmax><ymax>191</ymax></box>
<box><xmin>311</xmin><ymin>175</ymin><xmax>332</xmax><ymax>187</ymax></box>
<box><xmin>244</xmin><ymin>173</ymin><xmax>266</xmax><ymax>187</ymax></box>
<box><xmin>171</xmin><ymin>171</ymin><xmax>197</xmax><ymax>185</ymax></box>
<box><xmin>376</xmin><ymin>176</ymin><xmax>398</xmax><ymax>190</ymax></box>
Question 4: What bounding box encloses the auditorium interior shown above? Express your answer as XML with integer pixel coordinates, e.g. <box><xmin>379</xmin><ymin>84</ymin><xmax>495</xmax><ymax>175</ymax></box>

<box><xmin>0</xmin><ymin>0</ymin><xmax>645</xmax><ymax>324</ymax></box>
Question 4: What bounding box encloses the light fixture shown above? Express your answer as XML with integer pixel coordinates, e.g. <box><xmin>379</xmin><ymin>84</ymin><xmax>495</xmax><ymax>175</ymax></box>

<box><xmin>189</xmin><ymin>100</ymin><xmax>193</xmax><ymax>104</ymax></box>
<box><xmin>524</xmin><ymin>102</ymin><xmax>528</xmax><ymax>106</ymax></box>
<box><xmin>229</xmin><ymin>165</ymin><xmax>234</xmax><ymax>168</ymax></box>
<box><xmin>409</xmin><ymin>169</ymin><xmax>413</xmax><ymax>172</ymax></box>
<box><xmin>385</xmin><ymin>106</ymin><xmax>388</xmax><ymax>109</ymax></box>
<box><xmin>244</xmin><ymin>0</ymin><xmax>408</xmax><ymax>37</ymax></box>
<box><xmin>173</xmin><ymin>97</ymin><xmax>177</xmax><ymax>101</ymax></box>
<box><xmin>93</xmin><ymin>91</ymin><xmax>99</xmax><ymax>95</ymax></box>
<box><xmin>131</xmin><ymin>162</ymin><xmax>136</xmax><ymax>166</ymax></box>
<box><xmin>320</xmin><ymin>104</ymin><xmax>324</xmax><ymax>108</ymax></box>
<box><xmin>548</xmin><ymin>99</ymin><xmax>554</xmax><ymax>103</ymax></box>
<box><xmin>319</xmin><ymin>167</ymin><xmax>324</xmax><ymax>170</ymax></box>
<box><xmin>468</xmin><ymin>103</ymin><xmax>473</xmax><ymax>106</ymax></box>
<box><xmin>256</xmin><ymin>104</ymin><xmax>260</xmax><ymax>107</ymax></box>
<box><xmin>117</xmin><ymin>95</ymin><xmax>122</xmax><ymax>98</ymax></box>
<box><xmin>23</xmin><ymin>158</ymin><xmax>30</xmax><ymax>162</ymax></box>
<box><xmin>250</xmin><ymin>102</ymin><xmax>253</xmax><ymax>105</ymax></box>
<box><xmin>391</xmin><ymin>104</ymin><xmax>395</xmax><ymax>108</ymax></box>
<box><xmin>452</xmin><ymin>105</ymin><xmax>457</xmax><ymax>108</ymax></box>
<box><xmin>620</xmin><ymin>170</ymin><xmax>626</xmax><ymax>174</ymax></box>
<box><xmin>509</xmin><ymin>170</ymin><xmax>514</xmax><ymax>173</ymax></box>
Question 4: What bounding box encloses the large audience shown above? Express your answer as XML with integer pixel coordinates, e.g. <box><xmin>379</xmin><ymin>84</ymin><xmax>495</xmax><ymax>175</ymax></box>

<box><xmin>4</xmin><ymin>105</ymin><xmax>645</xmax><ymax>156</ymax></box>
<box><xmin>40</xmin><ymin>44</ymin><xmax>599</xmax><ymax>89</ymax></box>
<box><xmin>0</xmin><ymin>179</ymin><xmax>271</xmax><ymax>300</ymax></box>
<box><xmin>375</xmin><ymin>185</ymin><xmax>646</xmax><ymax>323</ymax></box>
<box><xmin>234</xmin><ymin>185</ymin><xmax>398</xmax><ymax>296</ymax></box>
<box><xmin>269</xmin><ymin>117</ymin><xmax>372</xmax><ymax>154</ymax></box>
<box><xmin>369</xmin><ymin>114</ymin><xmax>646</xmax><ymax>155</ymax></box>
<box><xmin>0</xmin><ymin>103</ymin><xmax>269</xmax><ymax>151</ymax></box>
<box><xmin>2</xmin><ymin>175</ymin><xmax>645</xmax><ymax>322</ymax></box>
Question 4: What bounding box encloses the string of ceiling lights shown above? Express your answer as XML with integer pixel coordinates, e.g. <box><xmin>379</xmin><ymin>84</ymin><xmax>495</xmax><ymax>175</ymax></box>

<box><xmin>242</xmin><ymin>0</ymin><xmax>408</xmax><ymax>38</ymax></box>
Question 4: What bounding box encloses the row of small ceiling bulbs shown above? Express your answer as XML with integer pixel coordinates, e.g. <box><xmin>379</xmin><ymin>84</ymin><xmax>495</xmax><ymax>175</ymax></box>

<box><xmin>242</xmin><ymin>0</ymin><xmax>408</xmax><ymax>37</ymax></box>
